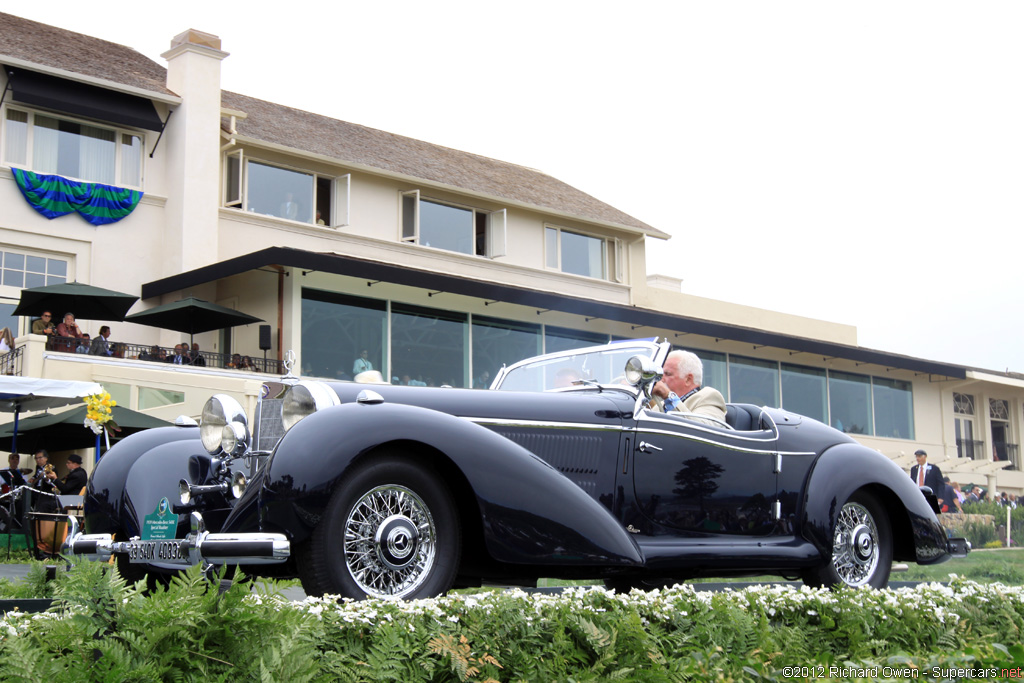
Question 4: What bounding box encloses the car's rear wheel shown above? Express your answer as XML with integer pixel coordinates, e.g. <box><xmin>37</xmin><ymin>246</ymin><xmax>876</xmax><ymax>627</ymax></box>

<box><xmin>804</xmin><ymin>491</ymin><xmax>892</xmax><ymax>589</ymax></box>
<box><xmin>299</xmin><ymin>454</ymin><xmax>461</xmax><ymax>600</ymax></box>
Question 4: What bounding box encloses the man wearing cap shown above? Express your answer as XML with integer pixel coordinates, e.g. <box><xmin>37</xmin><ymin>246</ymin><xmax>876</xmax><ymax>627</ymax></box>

<box><xmin>910</xmin><ymin>449</ymin><xmax>944</xmax><ymax>504</ymax></box>
<box><xmin>53</xmin><ymin>454</ymin><xmax>88</xmax><ymax>495</ymax></box>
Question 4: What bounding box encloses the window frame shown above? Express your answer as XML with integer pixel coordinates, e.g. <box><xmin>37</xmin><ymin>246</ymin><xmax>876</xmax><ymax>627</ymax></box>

<box><xmin>544</xmin><ymin>224</ymin><xmax>615</xmax><ymax>281</ymax></box>
<box><xmin>2</xmin><ymin>104</ymin><xmax>145</xmax><ymax>188</ymax></box>
<box><xmin>223</xmin><ymin>152</ymin><xmax>342</xmax><ymax>227</ymax></box>
<box><xmin>399</xmin><ymin>191</ymin><xmax>506</xmax><ymax>258</ymax></box>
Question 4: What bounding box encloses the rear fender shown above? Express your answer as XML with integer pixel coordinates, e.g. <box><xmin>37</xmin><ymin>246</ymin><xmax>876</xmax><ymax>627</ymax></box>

<box><xmin>801</xmin><ymin>443</ymin><xmax>948</xmax><ymax>565</ymax></box>
<box><xmin>255</xmin><ymin>401</ymin><xmax>643</xmax><ymax>567</ymax></box>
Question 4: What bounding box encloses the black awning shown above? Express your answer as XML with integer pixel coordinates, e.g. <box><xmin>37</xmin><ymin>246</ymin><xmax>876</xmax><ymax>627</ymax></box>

<box><xmin>5</xmin><ymin>67</ymin><xmax>164</xmax><ymax>131</ymax></box>
<box><xmin>141</xmin><ymin>246</ymin><xmax>970</xmax><ymax>379</ymax></box>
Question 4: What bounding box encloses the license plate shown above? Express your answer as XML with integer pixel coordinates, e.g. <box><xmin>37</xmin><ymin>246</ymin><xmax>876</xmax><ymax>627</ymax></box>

<box><xmin>126</xmin><ymin>539</ymin><xmax>190</xmax><ymax>564</ymax></box>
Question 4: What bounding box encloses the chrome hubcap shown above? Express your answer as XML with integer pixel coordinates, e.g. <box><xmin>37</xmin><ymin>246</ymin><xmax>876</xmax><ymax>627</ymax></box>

<box><xmin>831</xmin><ymin>502</ymin><xmax>879</xmax><ymax>587</ymax></box>
<box><xmin>343</xmin><ymin>485</ymin><xmax>436</xmax><ymax>597</ymax></box>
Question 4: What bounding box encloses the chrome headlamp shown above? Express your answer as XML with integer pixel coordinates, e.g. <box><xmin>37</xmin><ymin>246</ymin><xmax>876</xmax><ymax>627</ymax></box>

<box><xmin>281</xmin><ymin>381</ymin><xmax>340</xmax><ymax>432</ymax></box>
<box><xmin>624</xmin><ymin>355</ymin><xmax>661</xmax><ymax>388</ymax></box>
<box><xmin>200</xmin><ymin>394</ymin><xmax>250</xmax><ymax>456</ymax></box>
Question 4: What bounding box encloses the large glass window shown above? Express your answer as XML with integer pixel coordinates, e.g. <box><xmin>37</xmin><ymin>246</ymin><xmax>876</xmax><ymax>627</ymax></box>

<box><xmin>546</xmin><ymin>226</ymin><xmax>609</xmax><ymax>279</ymax></box>
<box><xmin>728</xmin><ymin>355</ymin><xmax>780</xmax><ymax>407</ymax></box>
<box><xmin>227</xmin><ymin>157</ymin><xmax>336</xmax><ymax>226</ymax></box>
<box><xmin>301</xmin><ymin>289</ymin><xmax>386</xmax><ymax>380</ymax></box>
<box><xmin>2</xmin><ymin>251</ymin><xmax>67</xmax><ymax>289</ymax></box>
<box><xmin>781</xmin><ymin>364</ymin><xmax>827</xmax><ymax>423</ymax></box>
<box><xmin>543</xmin><ymin>326</ymin><xmax>608</xmax><ymax>354</ymax></box>
<box><xmin>392</xmin><ymin>304</ymin><xmax>467</xmax><ymax>387</ymax></box>
<box><xmin>692</xmin><ymin>349</ymin><xmax>727</xmax><ymax>398</ymax></box>
<box><xmin>400</xmin><ymin>192</ymin><xmax>505</xmax><ymax>258</ymax></box>
<box><xmin>829</xmin><ymin>371</ymin><xmax>872</xmax><ymax>435</ymax></box>
<box><xmin>471</xmin><ymin>316</ymin><xmax>541</xmax><ymax>389</ymax></box>
<box><xmin>3</xmin><ymin>108</ymin><xmax>143</xmax><ymax>187</ymax></box>
<box><xmin>872</xmin><ymin>377</ymin><xmax>914</xmax><ymax>439</ymax></box>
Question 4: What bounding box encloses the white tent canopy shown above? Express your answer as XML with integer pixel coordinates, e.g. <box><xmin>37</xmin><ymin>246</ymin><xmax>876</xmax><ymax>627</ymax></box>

<box><xmin>0</xmin><ymin>377</ymin><xmax>105</xmax><ymax>413</ymax></box>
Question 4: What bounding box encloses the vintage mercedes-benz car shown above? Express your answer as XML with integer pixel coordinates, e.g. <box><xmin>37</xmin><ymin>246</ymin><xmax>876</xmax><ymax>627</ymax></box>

<box><xmin>66</xmin><ymin>340</ymin><xmax>968</xmax><ymax>598</ymax></box>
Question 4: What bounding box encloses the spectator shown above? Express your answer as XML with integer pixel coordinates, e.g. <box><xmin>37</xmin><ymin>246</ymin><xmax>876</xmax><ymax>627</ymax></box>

<box><xmin>0</xmin><ymin>327</ymin><xmax>13</xmax><ymax>353</ymax></box>
<box><xmin>88</xmin><ymin>326</ymin><xmax>114</xmax><ymax>356</ymax></box>
<box><xmin>942</xmin><ymin>477</ymin><xmax>961</xmax><ymax>513</ymax></box>
<box><xmin>189</xmin><ymin>343</ymin><xmax>206</xmax><ymax>367</ymax></box>
<box><xmin>168</xmin><ymin>344</ymin><xmax>187</xmax><ymax>365</ymax></box>
<box><xmin>55</xmin><ymin>312</ymin><xmax>89</xmax><ymax>353</ymax></box>
<box><xmin>966</xmin><ymin>486</ymin><xmax>982</xmax><ymax>504</ymax></box>
<box><xmin>139</xmin><ymin>345</ymin><xmax>165</xmax><ymax>362</ymax></box>
<box><xmin>31</xmin><ymin>311</ymin><xmax>55</xmax><ymax>336</ymax></box>
<box><xmin>353</xmin><ymin>350</ymin><xmax>373</xmax><ymax>375</ymax></box>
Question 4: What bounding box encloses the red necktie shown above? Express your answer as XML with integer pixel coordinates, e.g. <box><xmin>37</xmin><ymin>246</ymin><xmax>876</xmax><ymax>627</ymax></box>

<box><xmin>918</xmin><ymin>466</ymin><xmax>925</xmax><ymax>487</ymax></box>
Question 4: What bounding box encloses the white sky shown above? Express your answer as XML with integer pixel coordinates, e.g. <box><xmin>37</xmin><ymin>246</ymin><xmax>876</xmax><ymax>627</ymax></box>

<box><xmin>9</xmin><ymin>1</ymin><xmax>1024</xmax><ymax>372</ymax></box>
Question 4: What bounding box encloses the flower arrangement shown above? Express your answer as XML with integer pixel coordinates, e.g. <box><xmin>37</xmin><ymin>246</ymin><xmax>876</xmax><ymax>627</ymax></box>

<box><xmin>83</xmin><ymin>391</ymin><xmax>119</xmax><ymax>436</ymax></box>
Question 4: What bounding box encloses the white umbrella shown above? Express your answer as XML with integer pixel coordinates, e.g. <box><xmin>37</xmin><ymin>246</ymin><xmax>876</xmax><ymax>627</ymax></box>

<box><xmin>0</xmin><ymin>377</ymin><xmax>104</xmax><ymax>453</ymax></box>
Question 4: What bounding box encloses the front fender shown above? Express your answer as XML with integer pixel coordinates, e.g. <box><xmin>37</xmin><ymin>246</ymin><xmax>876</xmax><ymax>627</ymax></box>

<box><xmin>801</xmin><ymin>443</ymin><xmax>949</xmax><ymax>565</ymax></box>
<box><xmin>85</xmin><ymin>425</ymin><xmax>200</xmax><ymax>535</ymax></box>
<box><xmin>251</xmin><ymin>401</ymin><xmax>643</xmax><ymax>567</ymax></box>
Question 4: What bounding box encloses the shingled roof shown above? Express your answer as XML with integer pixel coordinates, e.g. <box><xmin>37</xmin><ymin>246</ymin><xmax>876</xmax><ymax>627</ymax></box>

<box><xmin>0</xmin><ymin>11</ymin><xmax>663</xmax><ymax>237</ymax></box>
<box><xmin>0</xmin><ymin>12</ymin><xmax>174</xmax><ymax>97</ymax></box>
<box><xmin>221</xmin><ymin>91</ymin><xmax>663</xmax><ymax>235</ymax></box>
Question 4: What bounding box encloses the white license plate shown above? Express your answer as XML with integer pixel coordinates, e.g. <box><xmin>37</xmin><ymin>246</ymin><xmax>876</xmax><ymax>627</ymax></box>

<box><xmin>126</xmin><ymin>539</ymin><xmax>190</xmax><ymax>564</ymax></box>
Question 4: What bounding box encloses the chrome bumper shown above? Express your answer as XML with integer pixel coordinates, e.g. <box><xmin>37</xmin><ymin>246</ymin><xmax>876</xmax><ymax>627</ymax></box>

<box><xmin>62</xmin><ymin>512</ymin><xmax>290</xmax><ymax>566</ymax></box>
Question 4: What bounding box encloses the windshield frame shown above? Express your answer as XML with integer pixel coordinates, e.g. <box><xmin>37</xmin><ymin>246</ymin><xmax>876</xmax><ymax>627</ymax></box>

<box><xmin>491</xmin><ymin>340</ymin><xmax>670</xmax><ymax>393</ymax></box>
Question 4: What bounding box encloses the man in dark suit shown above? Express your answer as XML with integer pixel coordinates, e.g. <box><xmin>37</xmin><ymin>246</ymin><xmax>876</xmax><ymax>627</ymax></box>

<box><xmin>55</xmin><ymin>454</ymin><xmax>88</xmax><ymax>495</ymax></box>
<box><xmin>910</xmin><ymin>449</ymin><xmax>945</xmax><ymax>506</ymax></box>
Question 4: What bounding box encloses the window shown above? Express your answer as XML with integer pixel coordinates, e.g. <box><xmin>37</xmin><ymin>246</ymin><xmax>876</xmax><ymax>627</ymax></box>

<box><xmin>545</xmin><ymin>226</ymin><xmax>621</xmax><ymax>281</ymax></box>
<box><xmin>3</xmin><ymin>108</ymin><xmax>143</xmax><ymax>187</ymax></box>
<box><xmin>543</xmin><ymin>326</ymin><xmax>609</xmax><ymax>354</ymax></box>
<box><xmin>400</xmin><ymin>191</ymin><xmax>506</xmax><ymax>258</ymax></box>
<box><xmin>692</xmin><ymin>349</ymin><xmax>728</xmax><ymax>399</ymax></box>
<box><xmin>872</xmin><ymin>377</ymin><xmax>914</xmax><ymax>440</ymax></box>
<box><xmin>301</xmin><ymin>289</ymin><xmax>387</xmax><ymax>380</ymax></box>
<box><xmin>392</xmin><ymin>304</ymin><xmax>467</xmax><ymax>387</ymax></box>
<box><xmin>728</xmin><ymin>355</ymin><xmax>780</xmax><ymax>407</ymax></box>
<box><xmin>138</xmin><ymin>387</ymin><xmax>184</xmax><ymax>410</ymax></box>
<box><xmin>828</xmin><ymin>371</ymin><xmax>872</xmax><ymax>435</ymax></box>
<box><xmin>225</xmin><ymin>153</ymin><xmax>344</xmax><ymax>227</ymax></box>
<box><xmin>471</xmin><ymin>316</ymin><xmax>541</xmax><ymax>389</ymax></box>
<box><xmin>781</xmin><ymin>364</ymin><xmax>827</xmax><ymax>423</ymax></box>
<box><xmin>1</xmin><ymin>250</ymin><xmax>67</xmax><ymax>289</ymax></box>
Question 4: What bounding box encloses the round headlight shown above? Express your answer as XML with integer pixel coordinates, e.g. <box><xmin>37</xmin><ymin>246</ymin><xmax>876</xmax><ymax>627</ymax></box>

<box><xmin>221</xmin><ymin>421</ymin><xmax>249</xmax><ymax>457</ymax></box>
<box><xmin>231</xmin><ymin>470</ymin><xmax>247</xmax><ymax>499</ymax></box>
<box><xmin>200</xmin><ymin>394</ymin><xmax>248</xmax><ymax>455</ymax></box>
<box><xmin>623</xmin><ymin>355</ymin><xmax>661</xmax><ymax>387</ymax></box>
<box><xmin>281</xmin><ymin>381</ymin><xmax>340</xmax><ymax>432</ymax></box>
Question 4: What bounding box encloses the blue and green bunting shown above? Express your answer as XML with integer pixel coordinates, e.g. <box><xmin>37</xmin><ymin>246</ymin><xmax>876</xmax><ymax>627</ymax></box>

<box><xmin>11</xmin><ymin>168</ymin><xmax>143</xmax><ymax>226</ymax></box>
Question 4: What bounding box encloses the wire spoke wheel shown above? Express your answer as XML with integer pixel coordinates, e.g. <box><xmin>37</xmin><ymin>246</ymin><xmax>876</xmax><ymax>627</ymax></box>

<box><xmin>343</xmin><ymin>484</ymin><xmax>437</xmax><ymax>598</ymax></box>
<box><xmin>804</xmin><ymin>491</ymin><xmax>892</xmax><ymax>590</ymax></box>
<box><xmin>831</xmin><ymin>501</ymin><xmax>880</xmax><ymax>587</ymax></box>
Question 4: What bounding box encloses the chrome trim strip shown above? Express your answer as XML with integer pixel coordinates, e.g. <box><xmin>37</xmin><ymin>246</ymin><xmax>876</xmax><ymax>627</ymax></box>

<box><xmin>628</xmin><ymin>425</ymin><xmax>816</xmax><ymax>457</ymax></box>
<box><xmin>465</xmin><ymin>416</ymin><xmax>624</xmax><ymax>431</ymax></box>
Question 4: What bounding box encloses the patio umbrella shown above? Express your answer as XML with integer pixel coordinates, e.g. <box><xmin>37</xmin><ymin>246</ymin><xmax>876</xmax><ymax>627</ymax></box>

<box><xmin>0</xmin><ymin>377</ymin><xmax>104</xmax><ymax>454</ymax></box>
<box><xmin>125</xmin><ymin>297</ymin><xmax>263</xmax><ymax>345</ymax></box>
<box><xmin>13</xmin><ymin>281</ymin><xmax>139</xmax><ymax>321</ymax></box>
<box><xmin>0</xmin><ymin>404</ymin><xmax>170</xmax><ymax>453</ymax></box>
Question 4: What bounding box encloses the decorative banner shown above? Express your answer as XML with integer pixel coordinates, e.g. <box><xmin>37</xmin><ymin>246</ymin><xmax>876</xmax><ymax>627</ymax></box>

<box><xmin>11</xmin><ymin>168</ymin><xmax>143</xmax><ymax>226</ymax></box>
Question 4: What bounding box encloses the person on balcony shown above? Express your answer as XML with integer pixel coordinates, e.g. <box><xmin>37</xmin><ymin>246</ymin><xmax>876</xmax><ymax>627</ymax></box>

<box><xmin>88</xmin><ymin>326</ymin><xmax>114</xmax><ymax>356</ymax></box>
<box><xmin>31</xmin><ymin>311</ymin><xmax>55</xmax><ymax>336</ymax></box>
<box><xmin>55</xmin><ymin>313</ymin><xmax>89</xmax><ymax>353</ymax></box>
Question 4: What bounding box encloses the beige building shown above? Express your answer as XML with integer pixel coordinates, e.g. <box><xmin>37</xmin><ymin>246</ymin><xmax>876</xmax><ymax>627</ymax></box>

<box><xmin>0</xmin><ymin>12</ymin><xmax>1021</xmax><ymax>496</ymax></box>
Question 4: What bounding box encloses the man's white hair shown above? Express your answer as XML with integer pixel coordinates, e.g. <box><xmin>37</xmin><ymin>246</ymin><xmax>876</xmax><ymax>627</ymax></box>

<box><xmin>667</xmin><ymin>349</ymin><xmax>703</xmax><ymax>386</ymax></box>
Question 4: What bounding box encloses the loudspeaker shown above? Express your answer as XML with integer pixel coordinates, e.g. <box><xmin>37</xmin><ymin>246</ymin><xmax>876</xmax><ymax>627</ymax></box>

<box><xmin>258</xmin><ymin>325</ymin><xmax>272</xmax><ymax>351</ymax></box>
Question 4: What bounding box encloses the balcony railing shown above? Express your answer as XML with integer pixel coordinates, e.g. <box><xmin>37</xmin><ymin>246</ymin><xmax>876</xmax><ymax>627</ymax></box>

<box><xmin>956</xmin><ymin>438</ymin><xmax>987</xmax><ymax>461</ymax></box>
<box><xmin>994</xmin><ymin>442</ymin><xmax>1020</xmax><ymax>471</ymax></box>
<box><xmin>45</xmin><ymin>336</ymin><xmax>285</xmax><ymax>375</ymax></box>
<box><xmin>0</xmin><ymin>345</ymin><xmax>24</xmax><ymax>376</ymax></box>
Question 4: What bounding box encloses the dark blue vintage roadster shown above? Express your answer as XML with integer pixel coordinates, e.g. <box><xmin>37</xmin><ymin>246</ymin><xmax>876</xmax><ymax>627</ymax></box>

<box><xmin>65</xmin><ymin>340</ymin><xmax>968</xmax><ymax>598</ymax></box>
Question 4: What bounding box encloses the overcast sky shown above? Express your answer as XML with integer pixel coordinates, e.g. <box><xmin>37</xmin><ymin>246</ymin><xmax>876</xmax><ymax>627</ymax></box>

<box><xmin>11</xmin><ymin>2</ymin><xmax>1024</xmax><ymax>372</ymax></box>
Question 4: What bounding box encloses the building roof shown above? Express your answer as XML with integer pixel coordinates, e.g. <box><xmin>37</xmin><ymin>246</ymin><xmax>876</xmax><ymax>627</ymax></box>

<box><xmin>142</xmin><ymin>246</ymin><xmax>969</xmax><ymax>380</ymax></box>
<box><xmin>0</xmin><ymin>12</ymin><xmax>175</xmax><ymax>97</ymax></box>
<box><xmin>0</xmin><ymin>11</ymin><xmax>663</xmax><ymax>237</ymax></box>
<box><xmin>220</xmin><ymin>91</ymin><xmax>664</xmax><ymax>236</ymax></box>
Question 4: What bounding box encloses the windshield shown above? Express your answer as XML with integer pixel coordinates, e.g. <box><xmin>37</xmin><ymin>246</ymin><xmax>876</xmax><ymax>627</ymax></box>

<box><xmin>494</xmin><ymin>342</ymin><xmax>662</xmax><ymax>392</ymax></box>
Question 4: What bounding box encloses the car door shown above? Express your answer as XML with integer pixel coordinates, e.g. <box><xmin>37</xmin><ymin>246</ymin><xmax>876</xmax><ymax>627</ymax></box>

<box><xmin>629</xmin><ymin>408</ymin><xmax>779</xmax><ymax>535</ymax></box>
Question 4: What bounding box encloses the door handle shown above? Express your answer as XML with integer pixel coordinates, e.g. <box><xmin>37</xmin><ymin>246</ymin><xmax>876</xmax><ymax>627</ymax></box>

<box><xmin>638</xmin><ymin>441</ymin><xmax>662</xmax><ymax>453</ymax></box>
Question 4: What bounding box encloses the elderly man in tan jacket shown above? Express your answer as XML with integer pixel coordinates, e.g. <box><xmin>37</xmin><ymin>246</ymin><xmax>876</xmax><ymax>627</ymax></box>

<box><xmin>651</xmin><ymin>350</ymin><xmax>727</xmax><ymax>427</ymax></box>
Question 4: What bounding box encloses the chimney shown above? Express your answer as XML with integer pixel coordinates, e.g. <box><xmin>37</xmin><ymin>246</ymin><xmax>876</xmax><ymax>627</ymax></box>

<box><xmin>160</xmin><ymin>30</ymin><xmax>229</xmax><ymax>274</ymax></box>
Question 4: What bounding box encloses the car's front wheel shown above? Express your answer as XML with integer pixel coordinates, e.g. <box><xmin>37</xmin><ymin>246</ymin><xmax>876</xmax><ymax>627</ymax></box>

<box><xmin>804</xmin><ymin>491</ymin><xmax>892</xmax><ymax>589</ymax></box>
<box><xmin>299</xmin><ymin>454</ymin><xmax>461</xmax><ymax>600</ymax></box>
